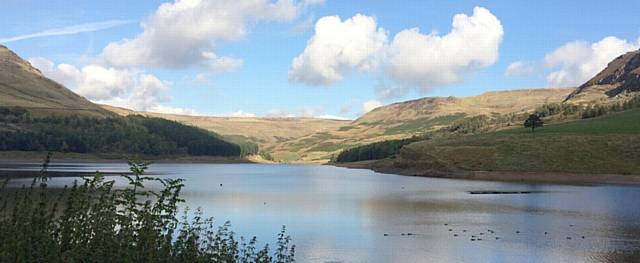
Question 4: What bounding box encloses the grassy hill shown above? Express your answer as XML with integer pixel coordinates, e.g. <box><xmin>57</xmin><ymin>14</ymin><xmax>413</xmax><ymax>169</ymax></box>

<box><xmin>101</xmin><ymin>88</ymin><xmax>573</xmax><ymax>162</ymax></box>
<box><xmin>0</xmin><ymin>45</ymin><xmax>112</xmax><ymax>118</ymax></box>
<box><xmin>394</xmin><ymin>109</ymin><xmax>640</xmax><ymax>175</ymax></box>
<box><xmin>356</xmin><ymin>88</ymin><xmax>573</xmax><ymax>124</ymax></box>
<box><xmin>0</xmin><ymin>46</ymin><xmax>247</xmax><ymax>159</ymax></box>
<box><xmin>5</xmin><ymin>41</ymin><xmax>636</xmax><ymax>168</ymax></box>
<box><xmin>100</xmin><ymin>104</ymin><xmax>349</xmax><ymax>161</ymax></box>
<box><xmin>271</xmin><ymin>88</ymin><xmax>573</xmax><ymax>162</ymax></box>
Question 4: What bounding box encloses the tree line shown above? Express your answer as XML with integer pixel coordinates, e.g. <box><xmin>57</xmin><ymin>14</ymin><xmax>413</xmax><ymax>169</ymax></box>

<box><xmin>534</xmin><ymin>95</ymin><xmax>640</xmax><ymax>119</ymax></box>
<box><xmin>580</xmin><ymin>95</ymin><xmax>640</xmax><ymax>118</ymax></box>
<box><xmin>334</xmin><ymin>137</ymin><xmax>422</xmax><ymax>163</ymax></box>
<box><xmin>0</xmin><ymin>107</ymin><xmax>255</xmax><ymax>157</ymax></box>
<box><xmin>335</xmin><ymin>94</ymin><xmax>640</xmax><ymax>163</ymax></box>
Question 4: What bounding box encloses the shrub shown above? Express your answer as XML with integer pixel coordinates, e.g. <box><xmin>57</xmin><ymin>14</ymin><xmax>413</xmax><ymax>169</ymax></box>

<box><xmin>524</xmin><ymin>114</ymin><xmax>544</xmax><ymax>132</ymax></box>
<box><xmin>0</xmin><ymin>154</ymin><xmax>294</xmax><ymax>262</ymax></box>
<box><xmin>335</xmin><ymin>137</ymin><xmax>423</xmax><ymax>163</ymax></box>
<box><xmin>447</xmin><ymin>115</ymin><xmax>492</xmax><ymax>134</ymax></box>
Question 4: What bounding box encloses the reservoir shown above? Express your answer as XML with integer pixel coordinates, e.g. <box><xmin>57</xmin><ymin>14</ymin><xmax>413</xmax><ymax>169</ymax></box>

<box><xmin>3</xmin><ymin>162</ymin><xmax>640</xmax><ymax>262</ymax></box>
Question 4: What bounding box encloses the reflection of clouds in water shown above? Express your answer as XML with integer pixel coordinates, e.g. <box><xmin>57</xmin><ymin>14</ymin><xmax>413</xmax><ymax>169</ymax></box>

<box><xmin>3</xmin><ymin>162</ymin><xmax>640</xmax><ymax>262</ymax></box>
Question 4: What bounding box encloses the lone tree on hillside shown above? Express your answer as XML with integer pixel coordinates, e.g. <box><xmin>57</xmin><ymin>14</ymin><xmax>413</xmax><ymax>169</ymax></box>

<box><xmin>524</xmin><ymin>114</ymin><xmax>544</xmax><ymax>132</ymax></box>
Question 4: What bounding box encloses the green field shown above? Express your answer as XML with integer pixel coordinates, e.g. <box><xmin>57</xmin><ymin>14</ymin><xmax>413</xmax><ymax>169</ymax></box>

<box><xmin>400</xmin><ymin>109</ymin><xmax>640</xmax><ymax>174</ymax></box>
<box><xmin>501</xmin><ymin>109</ymin><xmax>640</xmax><ymax>135</ymax></box>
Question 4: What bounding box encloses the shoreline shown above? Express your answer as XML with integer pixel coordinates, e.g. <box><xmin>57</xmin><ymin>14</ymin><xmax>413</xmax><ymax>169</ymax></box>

<box><xmin>333</xmin><ymin>160</ymin><xmax>640</xmax><ymax>186</ymax></box>
<box><xmin>0</xmin><ymin>170</ymin><xmax>130</xmax><ymax>178</ymax></box>
<box><xmin>3</xmin><ymin>151</ymin><xmax>640</xmax><ymax>186</ymax></box>
<box><xmin>0</xmin><ymin>151</ymin><xmax>255</xmax><ymax>164</ymax></box>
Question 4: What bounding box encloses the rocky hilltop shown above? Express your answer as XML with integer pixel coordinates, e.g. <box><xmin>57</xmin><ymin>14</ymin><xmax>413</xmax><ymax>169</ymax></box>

<box><xmin>566</xmin><ymin>49</ymin><xmax>640</xmax><ymax>103</ymax></box>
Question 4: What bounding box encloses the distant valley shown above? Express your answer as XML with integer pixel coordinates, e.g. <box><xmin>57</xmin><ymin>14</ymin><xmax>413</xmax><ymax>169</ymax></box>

<box><xmin>100</xmin><ymin>88</ymin><xmax>574</xmax><ymax>162</ymax></box>
<box><xmin>2</xmin><ymin>44</ymin><xmax>640</xmax><ymax>180</ymax></box>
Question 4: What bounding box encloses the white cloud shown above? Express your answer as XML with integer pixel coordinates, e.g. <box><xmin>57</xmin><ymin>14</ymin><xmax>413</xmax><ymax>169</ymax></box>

<box><xmin>288</xmin><ymin>14</ymin><xmax>388</xmax><ymax>85</ymax></box>
<box><xmin>544</xmin><ymin>36</ymin><xmax>640</xmax><ymax>87</ymax></box>
<box><xmin>102</xmin><ymin>0</ymin><xmax>299</xmax><ymax>70</ymax></box>
<box><xmin>266</xmin><ymin>109</ymin><xmax>296</xmax><ymax>118</ymax></box>
<box><xmin>201</xmin><ymin>52</ymin><xmax>243</xmax><ymax>73</ymax></box>
<box><xmin>315</xmin><ymin>115</ymin><xmax>349</xmax><ymax>120</ymax></box>
<box><xmin>0</xmin><ymin>20</ymin><xmax>133</xmax><ymax>43</ymax></box>
<box><xmin>290</xmin><ymin>7</ymin><xmax>503</xmax><ymax>97</ymax></box>
<box><xmin>504</xmin><ymin>61</ymin><xmax>537</xmax><ymax>77</ymax></box>
<box><xmin>147</xmin><ymin>105</ymin><xmax>201</xmax><ymax>115</ymax></box>
<box><xmin>223</xmin><ymin>110</ymin><xmax>257</xmax><ymax>118</ymax></box>
<box><xmin>298</xmin><ymin>106</ymin><xmax>350</xmax><ymax>119</ymax></box>
<box><xmin>75</xmin><ymin>65</ymin><xmax>137</xmax><ymax>101</ymax></box>
<box><xmin>264</xmin><ymin>107</ymin><xmax>348</xmax><ymax>119</ymax></box>
<box><xmin>387</xmin><ymin>7</ymin><xmax>503</xmax><ymax>92</ymax></box>
<box><xmin>28</xmin><ymin>57</ymin><xmax>174</xmax><ymax>112</ymax></box>
<box><xmin>362</xmin><ymin>100</ymin><xmax>382</xmax><ymax>113</ymax></box>
<box><xmin>127</xmin><ymin>74</ymin><xmax>171</xmax><ymax>110</ymax></box>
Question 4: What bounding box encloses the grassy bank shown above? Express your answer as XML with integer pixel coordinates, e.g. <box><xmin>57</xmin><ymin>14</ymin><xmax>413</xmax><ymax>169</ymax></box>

<box><xmin>397</xmin><ymin>109</ymin><xmax>640</xmax><ymax>175</ymax></box>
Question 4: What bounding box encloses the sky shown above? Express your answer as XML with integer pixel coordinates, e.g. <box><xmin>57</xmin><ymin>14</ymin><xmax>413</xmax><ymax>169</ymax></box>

<box><xmin>1</xmin><ymin>0</ymin><xmax>640</xmax><ymax>119</ymax></box>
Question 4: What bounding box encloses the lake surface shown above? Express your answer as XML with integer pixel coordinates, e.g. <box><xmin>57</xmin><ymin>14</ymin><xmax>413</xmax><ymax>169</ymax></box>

<box><xmin>3</xmin><ymin>162</ymin><xmax>640</xmax><ymax>263</ymax></box>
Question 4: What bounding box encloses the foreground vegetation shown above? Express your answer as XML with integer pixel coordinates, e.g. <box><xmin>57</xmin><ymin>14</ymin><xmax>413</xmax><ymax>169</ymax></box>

<box><xmin>0</xmin><ymin>107</ymin><xmax>257</xmax><ymax>157</ymax></box>
<box><xmin>0</xmin><ymin>156</ymin><xmax>294</xmax><ymax>262</ymax></box>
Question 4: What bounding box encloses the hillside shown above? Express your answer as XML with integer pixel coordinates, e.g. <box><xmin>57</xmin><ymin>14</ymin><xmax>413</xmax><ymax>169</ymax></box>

<box><xmin>100</xmin><ymin>105</ymin><xmax>349</xmax><ymax>160</ymax></box>
<box><xmin>5</xmin><ymin>42</ymin><xmax>636</xmax><ymax>164</ymax></box>
<box><xmin>0</xmin><ymin>107</ymin><xmax>247</xmax><ymax>157</ymax></box>
<box><xmin>0</xmin><ymin>45</ymin><xmax>111</xmax><ymax>118</ymax></box>
<box><xmin>0</xmin><ymin>46</ymin><xmax>247</xmax><ymax>158</ymax></box>
<box><xmin>272</xmin><ymin>88</ymin><xmax>573</xmax><ymax>162</ymax></box>
<box><xmin>356</xmin><ymin>88</ymin><xmax>572</xmax><ymax>124</ymax></box>
<box><xmin>100</xmin><ymin>88</ymin><xmax>572</xmax><ymax>162</ymax></box>
<box><xmin>389</xmin><ymin>109</ymin><xmax>640</xmax><ymax>177</ymax></box>
<box><xmin>335</xmin><ymin>48</ymin><xmax>640</xmax><ymax>180</ymax></box>
<box><xmin>566</xmin><ymin>49</ymin><xmax>640</xmax><ymax>104</ymax></box>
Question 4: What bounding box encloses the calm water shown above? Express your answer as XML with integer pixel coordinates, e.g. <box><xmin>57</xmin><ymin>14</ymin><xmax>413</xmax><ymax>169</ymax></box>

<box><xmin>3</xmin><ymin>162</ymin><xmax>640</xmax><ymax>263</ymax></box>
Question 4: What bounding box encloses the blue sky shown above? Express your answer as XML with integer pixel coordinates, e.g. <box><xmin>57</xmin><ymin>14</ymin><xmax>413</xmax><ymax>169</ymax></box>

<box><xmin>2</xmin><ymin>0</ymin><xmax>640</xmax><ymax>119</ymax></box>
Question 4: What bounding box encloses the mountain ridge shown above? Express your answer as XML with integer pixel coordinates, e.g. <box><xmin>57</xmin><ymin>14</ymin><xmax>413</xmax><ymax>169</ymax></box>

<box><xmin>0</xmin><ymin>44</ymin><xmax>112</xmax><ymax>117</ymax></box>
<box><xmin>356</xmin><ymin>88</ymin><xmax>573</xmax><ymax>124</ymax></box>
<box><xmin>566</xmin><ymin>49</ymin><xmax>640</xmax><ymax>103</ymax></box>
<box><xmin>2</xmin><ymin>44</ymin><xmax>639</xmax><ymax>163</ymax></box>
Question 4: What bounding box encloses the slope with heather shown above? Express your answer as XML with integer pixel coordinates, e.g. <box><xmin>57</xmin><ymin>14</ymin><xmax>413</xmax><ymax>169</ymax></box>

<box><xmin>0</xmin><ymin>46</ymin><xmax>247</xmax><ymax>159</ymax></box>
<box><xmin>272</xmin><ymin>88</ymin><xmax>573</xmax><ymax>162</ymax></box>
<box><xmin>0</xmin><ymin>45</ymin><xmax>112</xmax><ymax>118</ymax></box>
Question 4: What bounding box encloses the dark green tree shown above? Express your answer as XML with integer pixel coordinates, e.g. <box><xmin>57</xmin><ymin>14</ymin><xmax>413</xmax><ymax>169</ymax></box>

<box><xmin>0</xmin><ymin>107</ymin><xmax>244</xmax><ymax>157</ymax></box>
<box><xmin>524</xmin><ymin>114</ymin><xmax>544</xmax><ymax>132</ymax></box>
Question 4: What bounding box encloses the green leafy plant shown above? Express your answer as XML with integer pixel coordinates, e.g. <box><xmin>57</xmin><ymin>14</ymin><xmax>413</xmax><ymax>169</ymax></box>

<box><xmin>0</xmin><ymin>155</ymin><xmax>294</xmax><ymax>262</ymax></box>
